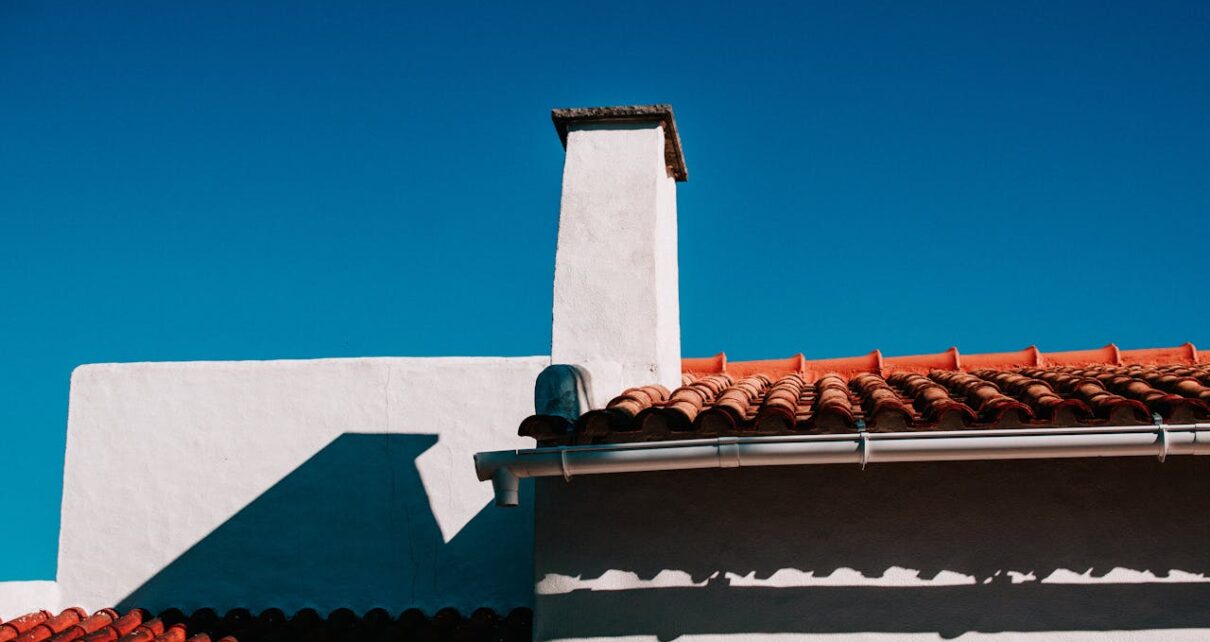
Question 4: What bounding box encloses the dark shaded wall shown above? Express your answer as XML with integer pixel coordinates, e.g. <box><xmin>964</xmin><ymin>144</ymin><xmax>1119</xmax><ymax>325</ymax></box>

<box><xmin>535</xmin><ymin>458</ymin><xmax>1210</xmax><ymax>641</ymax></box>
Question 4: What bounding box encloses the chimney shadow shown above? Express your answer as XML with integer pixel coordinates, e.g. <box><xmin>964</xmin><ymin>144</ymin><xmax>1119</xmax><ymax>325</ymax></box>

<box><xmin>119</xmin><ymin>433</ymin><xmax>532</xmax><ymax>614</ymax></box>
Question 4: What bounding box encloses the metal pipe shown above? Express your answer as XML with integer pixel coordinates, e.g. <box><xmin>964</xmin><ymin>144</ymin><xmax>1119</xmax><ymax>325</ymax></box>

<box><xmin>474</xmin><ymin>423</ymin><xmax>1210</xmax><ymax>507</ymax></box>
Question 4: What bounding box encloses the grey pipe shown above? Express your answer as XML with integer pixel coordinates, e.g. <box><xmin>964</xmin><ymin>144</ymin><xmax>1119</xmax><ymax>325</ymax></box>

<box><xmin>474</xmin><ymin>422</ymin><xmax>1210</xmax><ymax>507</ymax></box>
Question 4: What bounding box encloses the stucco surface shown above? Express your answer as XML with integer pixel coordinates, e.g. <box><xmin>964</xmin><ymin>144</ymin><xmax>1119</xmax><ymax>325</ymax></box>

<box><xmin>50</xmin><ymin>356</ymin><xmax>546</xmax><ymax>613</ymax></box>
<box><xmin>0</xmin><ymin>581</ymin><xmax>60</xmax><ymax>620</ymax></box>
<box><xmin>551</xmin><ymin>122</ymin><xmax>681</xmax><ymax>406</ymax></box>
<box><xmin>534</xmin><ymin>458</ymin><xmax>1210</xmax><ymax>641</ymax></box>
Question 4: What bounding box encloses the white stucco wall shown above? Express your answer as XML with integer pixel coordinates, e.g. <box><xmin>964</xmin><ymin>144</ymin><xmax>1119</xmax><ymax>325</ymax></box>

<box><xmin>534</xmin><ymin>458</ymin><xmax>1210</xmax><ymax>641</ymax></box>
<box><xmin>0</xmin><ymin>581</ymin><xmax>60</xmax><ymax>621</ymax></box>
<box><xmin>36</xmin><ymin>356</ymin><xmax>546</xmax><ymax>613</ymax></box>
<box><xmin>551</xmin><ymin>122</ymin><xmax>681</xmax><ymax>406</ymax></box>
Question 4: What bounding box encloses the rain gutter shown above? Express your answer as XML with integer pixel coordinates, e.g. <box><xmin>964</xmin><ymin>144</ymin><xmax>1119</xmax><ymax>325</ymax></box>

<box><xmin>474</xmin><ymin>421</ymin><xmax>1210</xmax><ymax>507</ymax></box>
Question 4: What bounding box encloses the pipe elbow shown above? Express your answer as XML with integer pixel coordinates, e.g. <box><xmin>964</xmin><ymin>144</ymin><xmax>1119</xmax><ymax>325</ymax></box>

<box><xmin>491</xmin><ymin>467</ymin><xmax>521</xmax><ymax>508</ymax></box>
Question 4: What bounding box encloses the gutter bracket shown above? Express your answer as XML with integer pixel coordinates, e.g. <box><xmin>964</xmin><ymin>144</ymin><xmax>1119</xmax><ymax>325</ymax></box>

<box><xmin>1153</xmin><ymin>413</ymin><xmax>1169</xmax><ymax>463</ymax></box>
<box><xmin>560</xmin><ymin>447</ymin><xmax>573</xmax><ymax>481</ymax></box>
<box><xmin>718</xmin><ymin>436</ymin><xmax>741</xmax><ymax>468</ymax></box>
<box><xmin>856</xmin><ymin>419</ymin><xmax>870</xmax><ymax>470</ymax></box>
<box><xmin>1196</xmin><ymin>424</ymin><xmax>1210</xmax><ymax>455</ymax></box>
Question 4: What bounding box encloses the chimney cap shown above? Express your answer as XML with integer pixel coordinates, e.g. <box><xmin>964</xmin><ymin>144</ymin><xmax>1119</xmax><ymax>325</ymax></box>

<box><xmin>551</xmin><ymin>104</ymin><xmax>687</xmax><ymax>181</ymax></box>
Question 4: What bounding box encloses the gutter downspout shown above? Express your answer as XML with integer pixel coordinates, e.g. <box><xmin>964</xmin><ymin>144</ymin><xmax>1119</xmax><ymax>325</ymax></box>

<box><xmin>475</xmin><ymin>422</ymin><xmax>1210</xmax><ymax>507</ymax></box>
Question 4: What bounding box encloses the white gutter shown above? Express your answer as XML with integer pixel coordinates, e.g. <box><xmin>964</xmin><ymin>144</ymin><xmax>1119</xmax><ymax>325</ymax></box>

<box><xmin>474</xmin><ymin>421</ymin><xmax>1210</xmax><ymax>507</ymax></box>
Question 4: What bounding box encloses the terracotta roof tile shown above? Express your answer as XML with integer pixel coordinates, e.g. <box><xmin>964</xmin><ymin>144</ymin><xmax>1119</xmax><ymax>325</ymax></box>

<box><xmin>523</xmin><ymin>344</ymin><xmax>1210</xmax><ymax>446</ymax></box>
<box><xmin>148</xmin><ymin>625</ymin><xmax>185</xmax><ymax>642</ymax></box>
<box><xmin>48</xmin><ymin>609</ymin><xmax>117</xmax><ymax>642</ymax></box>
<box><xmin>753</xmin><ymin>374</ymin><xmax>806</xmax><ymax>433</ymax></box>
<box><xmin>80</xmin><ymin>610</ymin><xmax>147</xmax><ymax>642</ymax></box>
<box><xmin>1</xmin><ymin>612</ymin><xmax>52</xmax><ymax>642</ymax></box>
<box><xmin>0</xmin><ymin>608</ymin><xmax>533</xmax><ymax>642</ymax></box>
<box><xmin>8</xmin><ymin>609</ymin><xmax>86</xmax><ymax>642</ymax></box>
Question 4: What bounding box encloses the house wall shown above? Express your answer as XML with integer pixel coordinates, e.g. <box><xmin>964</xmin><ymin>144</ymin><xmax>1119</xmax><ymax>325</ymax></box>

<box><xmin>534</xmin><ymin>457</ymin><xmax>1210</xmax><ymax>641</ymax></box>
<box><xmin>19</xmin><ymin>356</ymin><xmax>548</xmax><ymax>616</ymax></box>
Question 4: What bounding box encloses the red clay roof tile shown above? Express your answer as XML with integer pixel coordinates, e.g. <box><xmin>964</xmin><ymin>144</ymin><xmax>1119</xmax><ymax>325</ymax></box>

<box><xmin>1</xmin><ymin>612</ymin><xmax>53</xmax><ymax>642</ymax></box>
<box><xmin>115</xmin><ymin>617</ymin><xmax>163</xmax><ymax>642</ymax></box>
<box><xmin>49</xmin><ymin>609</ymin><xmax>116</xmax><ymax>642</ymax></box>
<box><xmin>13</xmin><ymin>609</ymin><xmax>85</xmax><ymax>642</ymax></box>
<box><xmin>148</xmin><ymin>625</ymin><xmax>185</xmax><ymax>642</ymax></box>
<box><xmin>79</xmin><ymin>609</ymin><xmax>146</xmax><ymax>642</ymax></box>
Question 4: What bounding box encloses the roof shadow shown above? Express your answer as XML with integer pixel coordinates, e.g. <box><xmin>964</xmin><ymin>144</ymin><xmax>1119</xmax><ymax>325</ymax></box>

<box><xmin>536</xmin><ymin>457</ymin><xmax>1210</xmax><ymax>639</ymax></box>
<box><xmin>539</xmin><ymin>581</ymin><xmax>1210</xmax><ymax>641</ymax></box>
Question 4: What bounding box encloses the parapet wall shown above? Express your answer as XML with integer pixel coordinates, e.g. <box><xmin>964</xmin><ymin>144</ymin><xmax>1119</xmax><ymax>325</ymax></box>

<box><xmin>0</xmin><ymin>356</ymin><xmax>547</xmax><ymax>617</ymax></box>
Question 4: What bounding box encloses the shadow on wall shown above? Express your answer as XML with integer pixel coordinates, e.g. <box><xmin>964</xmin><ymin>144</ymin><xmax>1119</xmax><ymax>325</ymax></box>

<box><xmin>120</xmin><ymin>433</ymin><xmax>531</xmax><ymax>614</ymax></box>
<box><xmin>535</xmin><ymin>458</ymin><xmax>1210</xmax><ymax>640</ymax></box>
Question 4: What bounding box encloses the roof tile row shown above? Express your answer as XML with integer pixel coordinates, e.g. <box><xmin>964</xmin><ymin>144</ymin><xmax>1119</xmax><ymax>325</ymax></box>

<box><xmin>521</xmin><ymin>345</ymin><xmax>1210</xmax><ymax>446</ymax></box>
<box><xmin>0</xmin><ymin>607</ymin><xmax>532</xmax><ymax>642</ymax></box>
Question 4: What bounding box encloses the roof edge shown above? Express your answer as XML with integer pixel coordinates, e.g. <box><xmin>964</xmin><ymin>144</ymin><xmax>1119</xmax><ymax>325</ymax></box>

<box><xmin>683</xmin><ymin>343</ymin><xmax>1201</xmax><ymax>378</ymax></box>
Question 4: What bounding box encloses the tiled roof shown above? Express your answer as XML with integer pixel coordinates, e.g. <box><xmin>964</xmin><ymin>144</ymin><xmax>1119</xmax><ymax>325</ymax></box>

<box><xmin>520</xmin><ymin>344</ymin><xmax>1210</xmax><ymax>446</ymax></box>
<box><xmin>0</xmin><ymin>607</ymin><xmax>532</xmax><ymax>642</ymax></box>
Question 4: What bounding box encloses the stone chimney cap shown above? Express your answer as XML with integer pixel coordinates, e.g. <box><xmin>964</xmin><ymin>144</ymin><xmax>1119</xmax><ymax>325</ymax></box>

<box><xmin>551</xmin><ymin>104</ymin><xmax>687</xmax><ymax>181</ymax></box>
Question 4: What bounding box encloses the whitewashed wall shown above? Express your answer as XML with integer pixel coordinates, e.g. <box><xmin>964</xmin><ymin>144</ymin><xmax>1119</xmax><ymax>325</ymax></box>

<box><xmin>0</xmin><ymin>356</ymin><xmax>545</xmax><ymax>615</ymax></box>
<box><xmin>0</xmin><ymin>582</ymin><xmax>60</xmax><ymax>620</ymax></box>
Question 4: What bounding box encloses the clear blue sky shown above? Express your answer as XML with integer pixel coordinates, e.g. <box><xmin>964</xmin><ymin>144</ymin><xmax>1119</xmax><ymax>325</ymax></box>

<box><xmin>1</xmin><ymin>1</ymin><xmax>1207</xmax><ymax>579</ymax></box>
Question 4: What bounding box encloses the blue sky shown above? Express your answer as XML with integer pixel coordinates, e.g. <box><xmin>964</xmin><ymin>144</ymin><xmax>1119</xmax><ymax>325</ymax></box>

<box><xmin>1</xmin><ymin>1</ymin><xmax>1207</xmax><ymax>579</ymax></box>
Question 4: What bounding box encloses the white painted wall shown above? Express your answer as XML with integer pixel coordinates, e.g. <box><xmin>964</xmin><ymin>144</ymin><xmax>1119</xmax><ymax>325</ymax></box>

<box><xmin>534</xmin><ymin>458</ymin><xmax>1210</xmax><ymax>641</ymax></box>
<box><xmin>0</xmin><ymin>582</ymin><xmax>60</xmax><ymax>621</ymax></box>
<box><xmin>28</xmin><ymin>356</ymin><xmax>547</xmax><ymax>614</ymax></box>
<box><xmin>551</xmin><ymin>122</ymin><xmax>681</xmax><ymax>407</ymax></box>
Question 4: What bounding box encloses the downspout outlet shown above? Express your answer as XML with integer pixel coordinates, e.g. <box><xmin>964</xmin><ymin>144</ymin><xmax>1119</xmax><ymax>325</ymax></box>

<box><xmin>491</xmin><ymin>467</ymin><xmax>520</xmax><ymax>508</ymax></box>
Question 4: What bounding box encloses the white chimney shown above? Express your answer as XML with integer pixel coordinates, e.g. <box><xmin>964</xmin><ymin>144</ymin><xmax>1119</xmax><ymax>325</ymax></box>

<box><xmin>549</xmin><ymin>105</ymin><xmax>687</xmax><ymax>408</ymax></box>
